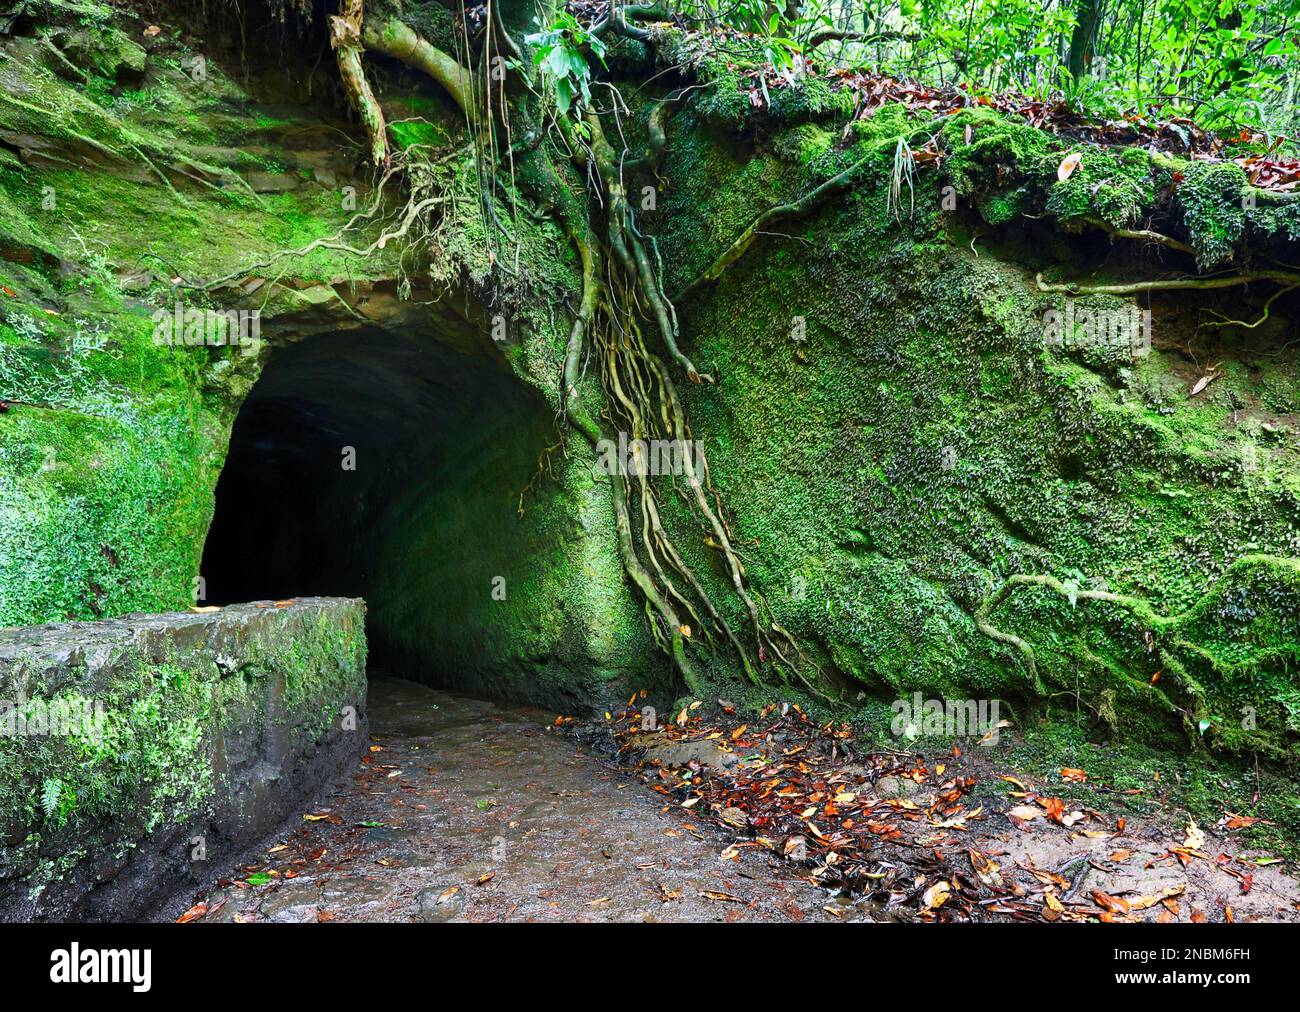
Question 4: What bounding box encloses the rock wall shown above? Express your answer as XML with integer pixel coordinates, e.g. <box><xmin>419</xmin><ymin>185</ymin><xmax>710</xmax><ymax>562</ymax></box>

<box><xmin>0</xmin><ymin>5</ymin><xmax>663</xmax><ymax>709</ymax></box>
<box><xmin>654</xmin><ymin>101</ymin><xmax>1300</xmax><ymax>764</ymax></box>
<box><xmin>0</xmin><ymin>598</ymin><xmax>367</xmax><ymax>922</ymax></box>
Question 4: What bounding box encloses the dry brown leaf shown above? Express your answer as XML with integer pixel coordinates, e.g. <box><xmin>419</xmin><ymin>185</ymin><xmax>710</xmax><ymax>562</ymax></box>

<box><xmin>1058</xmin><ymin>151</ymin><xmax>1083</xmax><ymax>181</ymax></box>
<box><xmin>922</xmin><ymin>880</ymin><xmax>951</xmax><ymax>910</ymax></box>
<box><xmin>1129</xmin><ymin>885</ymin><xmax>1185</xmax><ymax>910</ymax></box>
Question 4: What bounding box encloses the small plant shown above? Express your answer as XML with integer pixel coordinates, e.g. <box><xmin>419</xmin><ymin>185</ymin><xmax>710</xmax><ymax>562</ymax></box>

<box><xmin>525</xmin><ymin>12</ymin><xmax>606</xmax><ymax>119</ymax></box>
<box><xmin>40</xmin><ymin>776</ymin><xmax>76</xmax><ymax>827</ymax></box>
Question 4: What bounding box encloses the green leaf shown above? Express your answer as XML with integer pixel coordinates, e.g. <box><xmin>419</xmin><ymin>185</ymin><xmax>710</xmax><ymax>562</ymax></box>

<box><xmin>41</xmin><ymin>777</ymin><xmax>63</xmax><ymax>820</ymax></box>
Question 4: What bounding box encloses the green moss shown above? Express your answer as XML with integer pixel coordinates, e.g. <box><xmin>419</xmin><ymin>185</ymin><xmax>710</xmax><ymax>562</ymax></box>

<box><xmin>388</xmin><ymin>117</ymin><xmax>451</xmax><ymax>151</ymax></box>
<box><xmin>1179</xmin><ymin>161</ymin><xmax>1249</xmax><ymax>268</ymax></box>
<box><xmin>0</xmin><ymin>602</ymin><xmax>368</xmax><ymax>899</ymax></box>
<box><xmin>765</xmin><ymin>77</ymin><xmax>857</xmax><ymax>125</ymax></box>
<box><xmin>658</xmin><ymin>116</ymin><xmax>1300</xmax><ymax>767</ymax></box>
<box><xmin>0</xmin><ymin>265</ymin><xmax>232</xmax><ymax>625</ymax></box>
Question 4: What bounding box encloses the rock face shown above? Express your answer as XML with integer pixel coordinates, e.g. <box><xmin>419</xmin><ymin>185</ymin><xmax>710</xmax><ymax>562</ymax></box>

<box><xmin>0</xmin><ymin>598</ymin><xmax>368</xmax><ymax>922</ymax></box>
<box><xmin>0</xmin><ymin>9</ymin><xmax>662</xmax><ymax>713</ymax></box>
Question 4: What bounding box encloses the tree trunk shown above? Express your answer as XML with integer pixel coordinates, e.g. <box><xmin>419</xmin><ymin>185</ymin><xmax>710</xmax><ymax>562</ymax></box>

<box><xmin>1067</xmin><ymin>0</ymin><xmax>1105</xmax><ymax>81</ymax></box>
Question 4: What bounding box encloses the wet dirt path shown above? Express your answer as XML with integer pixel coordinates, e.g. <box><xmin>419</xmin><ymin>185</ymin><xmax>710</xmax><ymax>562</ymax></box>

<box><xmin>176</xmin><ymin>675</ymin><xmax>840</xmax><ymax>923</ymax></box>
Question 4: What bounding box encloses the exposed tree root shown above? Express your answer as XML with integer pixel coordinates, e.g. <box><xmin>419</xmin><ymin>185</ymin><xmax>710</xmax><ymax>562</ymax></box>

<box><xmin>194</xmin><ymin>155</ymin><xmax>462</xmax><ymax>292</ymax></box>
<box><xmin>1081</xmin><ymin>216</ymin><xmax>1196</xmax><ymax>256</ymax></box>
<box><xmin>1203</xmin><ymin>282</ymin><xmax>1298</xmax><ymax>329</ymax></box>
<box><xmin>675</xmin><ymin>117</ymin><xmax>943</xmax><ymax>302</ymax></box>
<box><xmin>974</xmin><ymin>560</ymin><xmax>1300</xmax><ymax>715</ymax></box>
<box><xmin>975</xmin><ymin>573</ymin><xmax>1156</xmax><ymax>694</ymax></box>
<box><xmin>361</xmin><ymin>16</ymin><xmax>471</xmax><ymax>112</ymax></box>
<box><xmin>329</xmin><ymin>0</ymin><xmax>389</xmax><ymax>166</ymax></box>
<box><xmin>187</xmin><ymin>1</ymin><xmax>828</xmax><ymax>701</ymax></box>
<box><xmin>1036</xmin><ymin>269</ymin><xmax>1300</xmax><ymax>295</ymax></box>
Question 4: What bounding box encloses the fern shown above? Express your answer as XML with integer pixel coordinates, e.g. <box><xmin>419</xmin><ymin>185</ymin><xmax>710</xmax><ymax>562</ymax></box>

<box><xmin>40</xmin><ymin>777</ymin><xmax>63</xmax><ymax>822</ymax></box>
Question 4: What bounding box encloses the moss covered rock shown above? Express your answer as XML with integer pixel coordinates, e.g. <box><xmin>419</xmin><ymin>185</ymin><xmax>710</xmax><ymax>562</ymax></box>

<box><xmin>0</xmin><ymin>597</ymin><xmax>367</xmax><ymax>921</ymax></box>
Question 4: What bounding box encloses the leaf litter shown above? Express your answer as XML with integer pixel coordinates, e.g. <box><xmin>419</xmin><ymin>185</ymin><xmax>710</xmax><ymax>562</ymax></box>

<box><xmin>588</xmin><ymin>699</ymin><xmax>1300</xmax><ymax>923</ymax></box>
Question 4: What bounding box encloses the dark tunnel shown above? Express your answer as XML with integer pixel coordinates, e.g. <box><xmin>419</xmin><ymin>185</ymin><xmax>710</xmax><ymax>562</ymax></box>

<box><xmin>199</xmin><ymin>325</ymin><xmax>562</xmax><ymax>684</ymax></box>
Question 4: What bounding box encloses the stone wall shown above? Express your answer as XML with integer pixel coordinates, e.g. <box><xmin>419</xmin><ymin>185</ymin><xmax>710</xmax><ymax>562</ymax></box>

<box><xmin>0</xmin><ymin>598</ymin><xmax>368</xmax><ymax>922</ymax></box>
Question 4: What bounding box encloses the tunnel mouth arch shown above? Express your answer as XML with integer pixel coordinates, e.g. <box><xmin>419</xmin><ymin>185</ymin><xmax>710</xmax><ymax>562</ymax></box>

<box><xmin>199</xmin><ymin>322</ymin><xmax>565</xmax><ymax>693</ymax></box>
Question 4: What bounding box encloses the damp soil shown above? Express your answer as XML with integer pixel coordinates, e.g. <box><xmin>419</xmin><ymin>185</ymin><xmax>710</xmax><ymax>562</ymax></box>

<box><xmin>169</xmin><ymin>675</ymin><xmax>844</xmax><ymax>923</ymax></box>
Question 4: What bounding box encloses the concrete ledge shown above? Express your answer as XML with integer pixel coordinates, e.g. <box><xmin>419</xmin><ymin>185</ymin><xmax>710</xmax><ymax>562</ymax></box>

<box><xmin>0</xmin><ymin>598</ymin><xmax>368</xmax><ymax>922</ymax></box>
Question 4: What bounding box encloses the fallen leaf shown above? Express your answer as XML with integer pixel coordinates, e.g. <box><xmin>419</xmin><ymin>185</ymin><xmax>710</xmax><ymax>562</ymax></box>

<box><xmin>921</xmin><ymin>880</ymin><xmax>951</xmax><ymax>910</ymax></box>
<box><xmin>1092</xmin><ymin>889</ymin><xmax>1131</xmax><ymax>914</ymax></box>
<box><xmin>1058</xmin><ymin>151</ymin><xmax>1083</xmax><ymax>181</ymax></box>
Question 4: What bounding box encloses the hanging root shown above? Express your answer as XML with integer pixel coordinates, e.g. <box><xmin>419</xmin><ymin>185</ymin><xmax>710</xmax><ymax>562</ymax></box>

<box><xmin>330</xmin><ymin>0</ymin><xmax>389</xmax><ymax>166</ymax></box>
<box><xmin>300</xmin><ymin>1</ymin><xmax>827</xmax><ymax>702</ymax></box>
<box><xmin>1202</xmin><ymin>282</ymin><xmax>1299</xmax><ymax>329</ymax></box>
<box><xmin>548</xmin><ymin>110</ymin><xmax>832</xmax><ymax>701</ymax></box>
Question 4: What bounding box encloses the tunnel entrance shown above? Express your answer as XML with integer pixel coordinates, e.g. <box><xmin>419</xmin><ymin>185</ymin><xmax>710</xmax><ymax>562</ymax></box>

<box><xmin>200</xmin><ymin>324</ymin><xmax>562</xmax><ymax>687</ymax></box>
